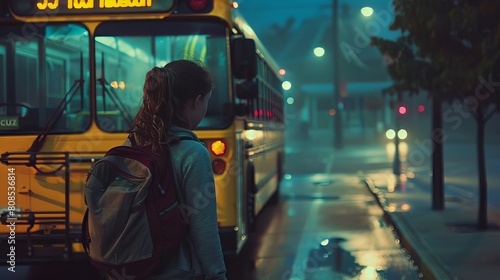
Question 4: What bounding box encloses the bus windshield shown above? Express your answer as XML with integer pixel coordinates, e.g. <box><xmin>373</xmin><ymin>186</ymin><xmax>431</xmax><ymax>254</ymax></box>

<box><xmin>0</xmin><ymin>23</ymin><xmax>90</xmax><ymax>135</ymax></box>
<box><xmin>94</xmin><ymin>20</ymin><xmax>231</xmax><ymax>132</ymax></box>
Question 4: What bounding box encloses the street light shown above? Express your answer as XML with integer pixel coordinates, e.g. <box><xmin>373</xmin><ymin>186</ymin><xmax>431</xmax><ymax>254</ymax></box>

<box><xmin>282</xmin><ymin>81</ymin><xmax>292</xmax><ymax>91</ymax></box>
<box><xmin>314</xmin><ymin>47</ymin><xmax>325</xmax><ymax>57</ymax></box>
<box><xmin>360</xmin><ymin>7</ymin><xmax>374</xmax><ymax>17</ymax></box>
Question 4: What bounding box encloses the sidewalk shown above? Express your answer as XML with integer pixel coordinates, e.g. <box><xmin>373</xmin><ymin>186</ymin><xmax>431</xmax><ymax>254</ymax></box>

<box><xmin>286</xmin><ymin>127</ymin><xmax>500</xmax><ymax>279</ymax></box>
<box><xmin>362</xmin><ymin>170</ymin><xmax>500</xmax><ymax>280</ymax></box>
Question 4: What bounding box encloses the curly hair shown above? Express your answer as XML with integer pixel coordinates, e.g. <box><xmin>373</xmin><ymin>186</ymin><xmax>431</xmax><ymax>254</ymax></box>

<box><xmin>128</xmin><ymin>60</ymin><xmax>214</xmax><ymax>152</ymax></box>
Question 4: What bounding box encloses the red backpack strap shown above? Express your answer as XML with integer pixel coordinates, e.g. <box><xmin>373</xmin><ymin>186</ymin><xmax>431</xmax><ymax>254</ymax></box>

<box><xmin>81</xmin><ymin>208</ymin><xmax>90</xmax><ymax>253</ymax></box>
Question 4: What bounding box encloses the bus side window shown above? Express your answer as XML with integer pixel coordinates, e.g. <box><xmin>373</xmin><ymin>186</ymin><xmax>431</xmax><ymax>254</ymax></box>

<box><xmin>20</xmin><ymin>107</ymin><xmax>38</xmax><ymax>130</ymax></box>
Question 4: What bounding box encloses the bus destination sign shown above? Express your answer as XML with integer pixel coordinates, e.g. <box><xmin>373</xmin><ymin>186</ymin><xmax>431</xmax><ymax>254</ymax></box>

<box><xmin>10</xmin><ymin>0</ymin><xmax>175</xmax><ymax>16</ymax></box>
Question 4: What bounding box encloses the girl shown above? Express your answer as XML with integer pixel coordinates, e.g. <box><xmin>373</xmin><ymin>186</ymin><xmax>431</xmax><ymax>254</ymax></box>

<box><xmin>127</xmin><ymin>60</ymin><xmax>227</xmax><ymax>280</ymax></box>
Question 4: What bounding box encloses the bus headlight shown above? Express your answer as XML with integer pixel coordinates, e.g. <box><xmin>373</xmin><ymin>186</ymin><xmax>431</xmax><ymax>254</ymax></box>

<box><xmin>385</xmin><ymin>129</ymin><xmax>408</xmax><ymax>140</ymax></box>
<box><xmin>397</xmin><ymin>129</ymin><xmax>408</xmax><ymax>140</ymax></box>
<box><xmin>385</xmin><ymin>129</ymin><xmax>396</xmax><ymax>140</ymax></box>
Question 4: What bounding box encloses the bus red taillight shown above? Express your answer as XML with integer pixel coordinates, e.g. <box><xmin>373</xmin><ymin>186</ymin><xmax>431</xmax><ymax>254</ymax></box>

<box><xmin>212</xmin><ymin>159</ymin><xmax>226</xmax><ymax>175</ymax></box>
<box><xmin>210</xmin><ymin>140</ymin><xmax>226</xmax><ymax>156</ymax></box>
<box><xmin>188</xmin><ymin>0</ymin><xmax>208</xmax><ymax>11</ymax></box>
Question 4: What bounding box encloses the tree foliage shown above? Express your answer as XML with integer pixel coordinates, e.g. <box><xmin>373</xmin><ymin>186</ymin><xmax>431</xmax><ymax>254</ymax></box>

<box><xmin>372</xmin><ymin>0</ymin><xmax>500</xmax><ymax>229</ymax></box>
<box><xmin>372</xmin><ymin>0</ymin><xmax>500</xmax><ymax>113</ymax></box>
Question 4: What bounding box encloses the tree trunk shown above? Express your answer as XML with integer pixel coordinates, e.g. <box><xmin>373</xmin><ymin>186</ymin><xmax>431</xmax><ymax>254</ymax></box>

<box><xmin>432</xmin><ymin>97</ymin><xmax>444</xmax><ymax>210</ymax></box>
<box><xmin>477</xmin><ymin>104</ymin><xmax>488</xmax><ymax>230</ymax></box>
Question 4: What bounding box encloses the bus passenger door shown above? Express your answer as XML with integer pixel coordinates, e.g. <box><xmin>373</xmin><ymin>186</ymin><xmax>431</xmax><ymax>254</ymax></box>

<box><xmin>235</xmin><ymin>133</ymin><xmax>248</xmax><ymax>253</ymax></box>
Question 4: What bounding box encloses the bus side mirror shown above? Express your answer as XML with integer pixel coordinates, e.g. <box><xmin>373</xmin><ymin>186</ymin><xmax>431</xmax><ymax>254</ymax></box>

<box><xmin>231</xmin><ymin>38</ymin><xmax>257</xmax><ymax>80</ymax></box>
<box><xmin>236</xmin><ymin>80</ymin><xmax>258</xmax><ymax>99</ymax></box>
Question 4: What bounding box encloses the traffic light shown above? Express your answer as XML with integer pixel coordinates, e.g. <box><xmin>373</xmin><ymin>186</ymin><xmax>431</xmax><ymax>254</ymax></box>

<box><xmin>398</xmin><ymin>105</ymin><xmax>407</xmax><ymax>115</ymax></box>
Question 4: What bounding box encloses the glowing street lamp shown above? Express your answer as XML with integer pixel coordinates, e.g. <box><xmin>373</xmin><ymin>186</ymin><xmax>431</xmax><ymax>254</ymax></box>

<box><xmin>360</xmin><ymin>7</ymin><xmax>374</xmax><ymax>17</ymax></box>
<box><xmin>313</xmin><ymin>47</ymin><xmax>325</xmax><ymax>57</ymax></box>
<box><xmin>282</xmin><ymin>81</ymin><xmax>292</xmax><ymax>91</ymax></box>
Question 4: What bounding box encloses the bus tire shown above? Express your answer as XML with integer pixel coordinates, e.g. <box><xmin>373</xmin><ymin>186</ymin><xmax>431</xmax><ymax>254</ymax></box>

<box><xmin>247</xmin><ymin>162</ymin><xmax>256</xmax><ymax>232</ymax></box>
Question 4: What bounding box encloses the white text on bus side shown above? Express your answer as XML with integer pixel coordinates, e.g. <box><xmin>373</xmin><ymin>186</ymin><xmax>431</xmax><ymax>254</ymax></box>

<box><xmin>0</xmin><ymin>119</ymin><xmax>17</xmax><ymax>127</ymax></box>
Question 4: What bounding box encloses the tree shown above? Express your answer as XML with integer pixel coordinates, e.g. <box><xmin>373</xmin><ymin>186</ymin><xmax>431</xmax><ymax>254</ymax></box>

<box><xmin>371</xmin><ymin>0</ymin><xmax>500</xmax><ymax>230</ymax></box>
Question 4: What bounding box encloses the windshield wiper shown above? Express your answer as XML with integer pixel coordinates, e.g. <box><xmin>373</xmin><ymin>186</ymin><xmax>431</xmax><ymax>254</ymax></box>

<box><xmin>27</xmin><ymin>52</ymin><xmax>85</xmax><ymax>153</ymax></box>
<box><xmin>97</xmin><ymin>53</ymin><xmax>134</xmax><ymax>126</ymax></box>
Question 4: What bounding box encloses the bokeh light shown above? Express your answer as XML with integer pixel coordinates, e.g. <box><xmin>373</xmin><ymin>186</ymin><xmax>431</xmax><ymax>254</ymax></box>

<box><xmin>385</xmin><ymin>129</ymin><xmax>396</xmax><ymax>140</ymax></box>
<box><xmin>282</xmin><ymin>81</ymin><xmax>292</xmax><ymax>90</ymax></box>
<box><xmin>398</xmin><ymin>129</ymin><xmax>408</xmax><ymax>140</ymax></box>
<box><xmin>313</xmin><ymin>47</ymin><xmax>325</xmax><ymax>57</ymax></box>
<box><xmin>360</xmin><ymin>7</ymin><xmax>374</xmax><ymax>17</ymax></box>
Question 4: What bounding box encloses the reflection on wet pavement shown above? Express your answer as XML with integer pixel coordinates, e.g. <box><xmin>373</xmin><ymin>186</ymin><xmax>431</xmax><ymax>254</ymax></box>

<box><xmin>226</xmin><ymin>174</ymin><xmax>424</xmax><ymax>280</ymax></box>
<box><xmin>304</xmin><ymin>237</ymin><xmax>423</xmax><ymax>279</ymax></box>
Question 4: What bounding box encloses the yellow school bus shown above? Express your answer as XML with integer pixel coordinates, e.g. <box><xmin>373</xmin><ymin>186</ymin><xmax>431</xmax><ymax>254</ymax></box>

<box><xmin>0</xmin><ymin>0</ymin><xmax>285</xmax><ymax>261</ymax></box>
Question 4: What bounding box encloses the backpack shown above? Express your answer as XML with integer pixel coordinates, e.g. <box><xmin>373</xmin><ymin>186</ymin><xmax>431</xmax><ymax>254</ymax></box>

<box><xmin>82</xmin><ymin>140</ymin><xmax>187</xmax><ymax>280</ymax></box>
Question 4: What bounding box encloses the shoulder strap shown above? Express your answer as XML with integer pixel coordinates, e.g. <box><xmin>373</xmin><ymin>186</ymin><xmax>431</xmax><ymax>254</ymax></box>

<box><xmin>124</xmin><ymin>133</ymin><xmax>197</xmax><ymax>190</ymax></box>
<box><xmin>127</xmin><ymin>133</ymin><xmax>138</xmax><ymax>146</ymax></box>
<box><xmin>81</xmin><ymin>208</ymin><xmax>90</xmax><ymax>253</ymax></box>
<box><xmin>127</xmin><ymin>133</ymin><xmax>195</xmax><ymax>146</ymax></box>
<box><xmin>127</xmin><ymin>135</ymin><xmax>182</xmax><ymax>194</ymax></box>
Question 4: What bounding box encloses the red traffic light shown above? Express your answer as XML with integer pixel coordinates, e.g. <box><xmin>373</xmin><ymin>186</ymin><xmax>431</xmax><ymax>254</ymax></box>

<box><xmin>398</xmin><ymin>106</ymin><xmax>407</xmax><ymax>115</ymax></box>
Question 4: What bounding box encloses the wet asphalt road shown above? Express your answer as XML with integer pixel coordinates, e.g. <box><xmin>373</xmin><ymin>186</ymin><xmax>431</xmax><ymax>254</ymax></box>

<box><xmin>224</xmin><ymin>138</ymin><xmax>424</xmax><ymax>280</ymax></box>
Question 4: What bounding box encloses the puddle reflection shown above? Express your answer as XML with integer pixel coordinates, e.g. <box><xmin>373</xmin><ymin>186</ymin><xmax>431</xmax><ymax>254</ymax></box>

<box><xmin>305</xmin><ymin>237</ymin><xmax>422</xmax><ymax>279</ymax></box>
<box><xmin>305</xmin><ymin>237</ymin><xmax>366</xmax><ymax>278</ymax></box>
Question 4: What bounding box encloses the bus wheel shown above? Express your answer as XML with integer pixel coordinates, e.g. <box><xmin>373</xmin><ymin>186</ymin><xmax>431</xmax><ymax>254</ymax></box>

<box><xmin>247</xmin><ymin>163</ymin><xmax>256</xmax><ymax>232</ymax></box>
<box><xmin>271</xmin><ymin>152</ymin><xmax>284</xmax><ymax>204</ymax></box>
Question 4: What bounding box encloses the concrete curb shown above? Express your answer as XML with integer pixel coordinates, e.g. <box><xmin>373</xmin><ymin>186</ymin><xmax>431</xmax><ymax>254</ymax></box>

<box><xmin>361</xmin><ymin>176</ymin><xmax>457</xmax><ymax>280</ymax></box>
